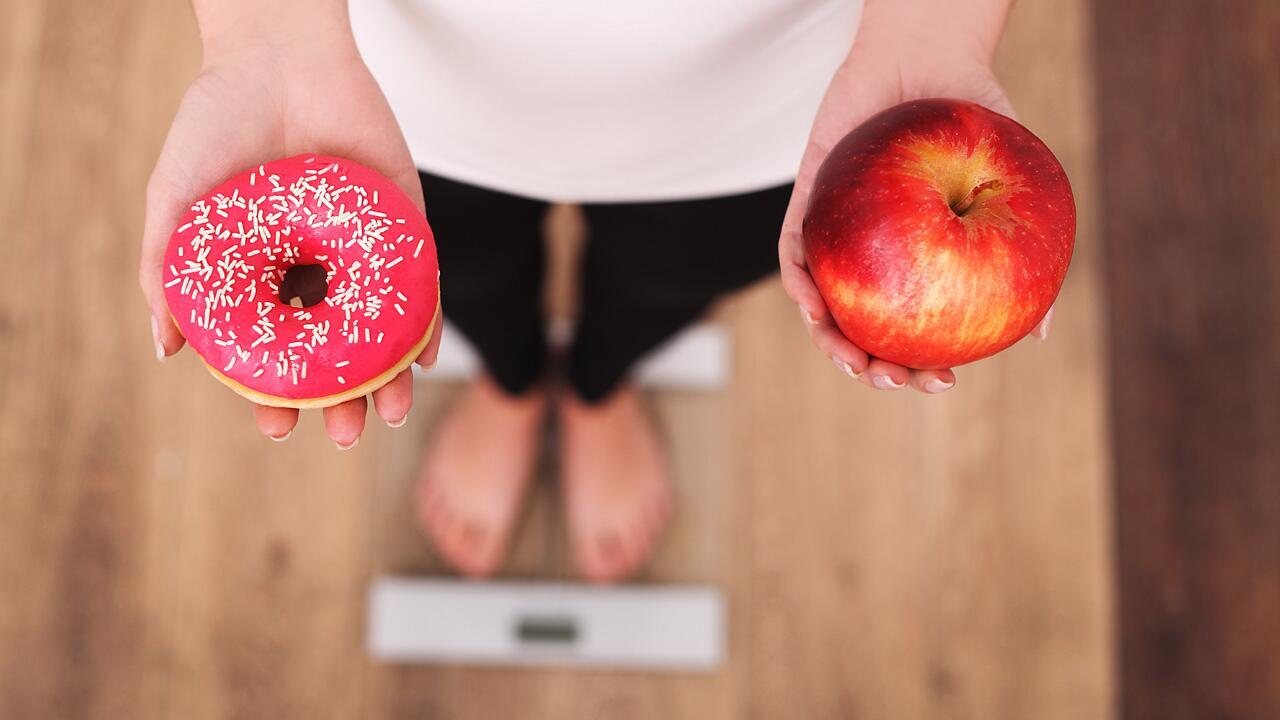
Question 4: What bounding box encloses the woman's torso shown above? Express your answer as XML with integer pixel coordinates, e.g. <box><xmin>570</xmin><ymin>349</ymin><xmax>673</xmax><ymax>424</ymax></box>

<box><xmin>350</xmin><ymin>0</ymin><xmax>863</xmax><ymax>202</ymax></box>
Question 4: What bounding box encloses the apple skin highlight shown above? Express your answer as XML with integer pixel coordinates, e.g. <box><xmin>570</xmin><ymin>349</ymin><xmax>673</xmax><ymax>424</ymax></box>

<box><xmin>802</xmin><ymin>98</ymin><xmax>1076</xmax><ymax>370</ymax></box>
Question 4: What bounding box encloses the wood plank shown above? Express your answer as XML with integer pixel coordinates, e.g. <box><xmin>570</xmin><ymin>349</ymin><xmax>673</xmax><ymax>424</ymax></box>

<box><xmin>0</xmin><ymin>0</ymin><xmax>196</xmax><ymax>716</ymax></box>
<box><xmin>1094</xmin><ymin>1</ymin><xmax>1280</xmax><ymax>718</ymax></box>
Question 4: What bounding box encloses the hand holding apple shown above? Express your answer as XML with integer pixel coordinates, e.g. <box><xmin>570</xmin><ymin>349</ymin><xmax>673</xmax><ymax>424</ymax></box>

<box><xmin>778</xmin><ymin>0</ymin><xmax>1057</xmax><ymax>393</ymax></box>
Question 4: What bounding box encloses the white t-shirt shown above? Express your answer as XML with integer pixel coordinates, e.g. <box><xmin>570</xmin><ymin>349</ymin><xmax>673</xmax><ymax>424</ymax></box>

<box><xmin>350</xmin><ymin>0</ymin><xmax>863</xmax><ymax>202</ymax></box>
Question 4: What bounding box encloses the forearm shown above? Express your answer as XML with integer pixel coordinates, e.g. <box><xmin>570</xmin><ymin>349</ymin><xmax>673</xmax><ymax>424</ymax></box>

<box><xmin>855</xmin><ymin>0</ymin><xmax>1012</xmax><ymax>65</ymax></box>
<box><xmin>192</xmin><ymin>0</ymin><xmax>354</xmax><ymax>60</ymax></box>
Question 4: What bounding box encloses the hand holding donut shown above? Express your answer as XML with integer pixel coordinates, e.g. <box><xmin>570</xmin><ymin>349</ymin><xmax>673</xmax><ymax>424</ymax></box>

<box><xmin>139</xmin><ymin>0</ymin><xmax>440</xmax><ymax>448</ymax></box>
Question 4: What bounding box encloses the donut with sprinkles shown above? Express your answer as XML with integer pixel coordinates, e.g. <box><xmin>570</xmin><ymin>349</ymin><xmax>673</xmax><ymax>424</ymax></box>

<box><xmin>163</xmin><ymin>154</ymin><xmax>440</xmax><ymax>408</ymax></box>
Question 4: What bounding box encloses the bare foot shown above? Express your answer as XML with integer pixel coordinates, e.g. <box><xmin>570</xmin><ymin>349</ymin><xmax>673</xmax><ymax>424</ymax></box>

<box><xmin>558</xmin><ymin>385</ymin><xmax>673</xmax><ymax>583</ymax></box>
<box><xmin>417</xmin><ymin>376</ymin><xmax>546</xmax><ymax>577</ymax></box>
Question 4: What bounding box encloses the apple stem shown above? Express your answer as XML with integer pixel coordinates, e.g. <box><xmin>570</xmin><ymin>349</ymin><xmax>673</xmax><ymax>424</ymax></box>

<box><xmin>951</xmin><ymin>178</ymin><xmax>1004</xmax><ymax>216</ymax></box>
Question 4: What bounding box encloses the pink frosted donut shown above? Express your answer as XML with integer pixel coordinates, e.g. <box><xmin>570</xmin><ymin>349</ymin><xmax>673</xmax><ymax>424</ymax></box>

<box><xmin>163</xmin><ymin>154</ymin><xmax>440</xmax><ymax>408</ymax></box>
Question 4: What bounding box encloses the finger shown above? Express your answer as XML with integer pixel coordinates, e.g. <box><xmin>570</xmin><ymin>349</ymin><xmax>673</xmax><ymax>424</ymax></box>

<box><xmin>908</xmin><ymin>368</ymin><xmax>957</xmax><ymax>395</ymax></box>
<box><xmin>140</xmin><ymin>171</ymin><xmax>193</xmax><ymax>360</ymax></box>
<box><xmin>1031</xmin><ymin>305</ymin><xmax>1055</xmax><ymax>341</ymax></box>
<box><xmin>780</xmin><ymin>258</ymin><xmax>832</xmax><ymax>325</ymax></box>
<box><xmin>324</xmin><ymin>396</ymin><xmax>368</xmax><ymax>450</ymax></box>
<box><xmin>415</xmin><ymin>310</ymin><xmax>444</xmax><ymax>369</ymax></box>
<box><xmin>862</xmin><ymin>358</ymin><xmax>909</xmax><ymax>391</ymax></box>
<box><xmin>804</xmin><ymin>319</ymin><xmax>870</xmax><ymax>377</ymax></box>
<box><xmin>372</xmin><ymin>368</ymin><xmax>414</xmax><ymax>428</ymax></box>
<box><xmin>139</xmin><ymin>80</ymin><xmax>276</xmax><ymax>361</ymax></box>
<box><xmin>254</xmin><ymin>404</ymin><xmax>299</xmax><ymax>441</ymax></box>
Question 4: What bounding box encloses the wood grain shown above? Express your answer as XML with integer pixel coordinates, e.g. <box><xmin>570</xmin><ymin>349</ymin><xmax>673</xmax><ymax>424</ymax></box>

<box><xmin>1094</xmin><ymin>1</ymin><xmax>1280</xmax><ymax>718</ymax></box>
<box><xmin>0</xmin><ymin>0</ymin><xmax>1112</xmax><ymax>718</ymax></box>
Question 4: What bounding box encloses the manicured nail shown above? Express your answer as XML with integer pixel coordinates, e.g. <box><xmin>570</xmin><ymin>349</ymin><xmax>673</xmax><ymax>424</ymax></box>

<box><xmin>386</xmin><ymin>414</ymin><xmax>407</xmax><ymax>429</ymax></box>
<box><xmin>832</xmin><ymin>357</ymin><xmax>860</xmax><ymax>379</ymax></box>
<box><xmin>151</xmin><ymin>316</ymin><xmax>166</xmax><ymax>362</ymax></box>
<box><xmin>269</xmin><ymin>429</ymin><xmax>292</xmax><ymax>442</ymax></box>
<box><xmin>800</xmin><ymin>308</ymin><xmax>818</xmax><ymax>325</ymax></box>
<box><xmin>924</xmin><ymin>378</ymin><xmax>954</xmax><ymax>394</ymax></box>
<box><xmin>873</xmin><ymin>374</ymin><xmax>904</xmax><ymax>390</ymax></box>
<box><xmin>336</xmin><ymin>436</ymin><xmax>359</xmax><ymax>451</ymax></box>
<box><xmin>1037</xmin><ymin>308</ymin><xmax>1054</xmax><ymax>342</ymax></box>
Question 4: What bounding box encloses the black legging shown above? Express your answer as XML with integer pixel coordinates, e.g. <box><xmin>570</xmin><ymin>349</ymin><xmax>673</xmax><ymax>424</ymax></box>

<box><xmin>420</xmin><ymin>171</ymin><xmax>792</xmax><ymax>403</ymax></box>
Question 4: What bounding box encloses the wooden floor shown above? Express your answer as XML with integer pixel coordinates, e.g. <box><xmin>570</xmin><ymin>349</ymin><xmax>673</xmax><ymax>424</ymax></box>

<box><xmin>0</xmin><ymin>0</ymin><xmax>1113</xmax><ymax>718</ymax></box>
<box><xmin>1096</xmin><ymin>2</ymin><xmax>1280</xmax><ymax>718</ymax></box>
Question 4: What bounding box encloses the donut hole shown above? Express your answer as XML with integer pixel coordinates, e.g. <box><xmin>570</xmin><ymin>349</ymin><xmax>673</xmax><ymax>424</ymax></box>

<box><xmin>279</xmin><ymin>264</ymin><xmax>329</xmax><ymax>308</ymax></box>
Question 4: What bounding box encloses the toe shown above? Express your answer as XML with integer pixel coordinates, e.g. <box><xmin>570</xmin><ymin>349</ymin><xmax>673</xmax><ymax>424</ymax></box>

<box><xmin>465</xmin><ymin>521</ymin><xmax>507</xmax><ymax>578</ymax></box>
<box><xmin>582</xmin><ymin>530</ymin><xmax>634</xmax><ymax>584</ymax></box>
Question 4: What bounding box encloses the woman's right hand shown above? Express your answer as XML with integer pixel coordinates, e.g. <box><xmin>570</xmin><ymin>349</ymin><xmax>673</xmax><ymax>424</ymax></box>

<box><xmin>139</xmin><ymin>3</ymin><xmax>441</xmax><ymax>448</ymax></box>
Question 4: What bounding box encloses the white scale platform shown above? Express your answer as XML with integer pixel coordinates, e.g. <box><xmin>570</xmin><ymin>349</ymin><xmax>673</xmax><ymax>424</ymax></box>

<box><xmin>372</xmin><ymin>321</ymin><xmax>728</xmax><ymax>670</ymax></box>
<box><xmin>368</xmin><ymin>578</ymin><xmax>724</xmax><ymax>670</ymax></box>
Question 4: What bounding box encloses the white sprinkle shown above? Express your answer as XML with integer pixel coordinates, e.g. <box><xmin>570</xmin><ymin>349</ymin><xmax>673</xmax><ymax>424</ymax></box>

<box><xmin>335</xmin><ymin>360</ymin><xmax>350</xmax><ymax>368</ymax></box>
<box><xmin>164</xmin><ymin>277</ymin><xmax>182</xmax><ymax>288</ymax></box>
<box><xmin>394</xmin><ymin>303</ymin><xmax>405</xmax><ymax>316</ymax></box>
<box><xmin>385</xmin><ymin>256</ymin><xmax>403</xmax><ymax>269</ymax></box>
<box><xmin>337</xmin><ymin>376</ymin><xmax>346</xmax><ymax>385</ymax></box>
<box><xmin>413</xmin><ymin>239</ymin><xmax>424</xmax><ymax>258</ymax></box>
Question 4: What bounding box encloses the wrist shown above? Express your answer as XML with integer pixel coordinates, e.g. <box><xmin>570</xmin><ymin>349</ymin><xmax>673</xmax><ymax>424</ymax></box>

<box><xmin>194</xmin><ymin>0</ymin><xmax>356</xmax><ymax>67</ymax></box>
<box><xmin>852</xmin><ymin>0</ymin><xmax>1007</xmax><ymax>72</ymax></box>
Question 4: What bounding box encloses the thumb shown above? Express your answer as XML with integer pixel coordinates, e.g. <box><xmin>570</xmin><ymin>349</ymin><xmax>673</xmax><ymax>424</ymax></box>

<box><xmin>139</xmin><ymin>170</ymin><xmax>190</xmax><ymax>360</ymax></box>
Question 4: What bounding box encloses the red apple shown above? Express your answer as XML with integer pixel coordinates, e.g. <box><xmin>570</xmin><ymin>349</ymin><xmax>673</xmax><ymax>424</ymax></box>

<box><xmin>802</xmin><ymin>98</ymin><xmax>1075</xmax><ymax>369</ymax></box>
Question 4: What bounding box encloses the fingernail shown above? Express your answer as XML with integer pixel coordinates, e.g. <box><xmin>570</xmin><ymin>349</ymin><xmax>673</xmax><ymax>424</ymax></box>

<box><xmin>832</xmin><ymin>357</ymin><xmax>860</xmax><ymax>379</ymax></box>
<box><xmin>800</xmin><ymin>308</ymin><xmax>818</xmax><ymax>325</ymax></box>
<box><xmin>151</xmin><ymin>316</ymin><xmax>166</xmax><ymax>362</ymax></box>
<box><xmin>336</xmin><ymin>436</ymin><xmax>359</xmax><ymax>451</ymax></box>
<box><xmin>269</xmin><ymin>429</ymin><xmax>292</xmax><ymax>442</ymax></box>
<box><xmin>387</xmin><ymin>414</ymin><xmax>407</xmax><ymax>429</ymax></box>
<box><xmin>873</xmin><ymin>374</ymin><xmax>904</xmax><ymax>390</ymax></box>
<box><xmin>1037</xmin><ymin>308</ymin><xmax>1054</xmax><ymax>342</ymax></box>
<box><xmin>924</xmin><ymin>378</ymin><xmax>954</xmax><ymax>394</ymax></box>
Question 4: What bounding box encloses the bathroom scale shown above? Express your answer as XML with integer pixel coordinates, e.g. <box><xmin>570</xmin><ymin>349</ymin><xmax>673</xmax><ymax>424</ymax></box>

<box><xmin>367</xmin><ymin>577</ymin><xmax>725</xmax><ymax>670</ymax></box>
